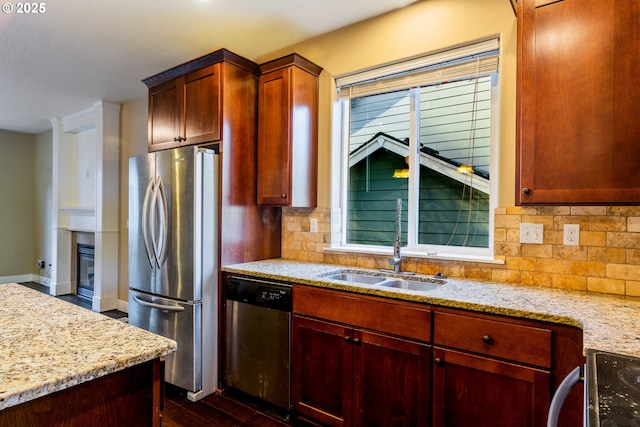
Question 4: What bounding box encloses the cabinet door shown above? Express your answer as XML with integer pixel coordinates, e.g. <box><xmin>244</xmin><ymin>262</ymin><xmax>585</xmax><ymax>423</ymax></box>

<box><xmin>353</xmin><ymin>330</ymin><xmax>431</xmax><ymax>427</ymax></box>
<box><xmin>517</xmin><ymin>0</ymin><xmax>640</xmax><ymax>204</ymax></box>
<box><xmin>183</xmin><ymin>64</ymin><xmax>221</xmax><ymax>145</ymax></box>
<box><xmin>257</xmin><ymin>67</ymin><xmax>291</xmax><ymax>205</ymax></box>
<box><xmin>148</xmin><ymin>78</ymin><xmax>183</xmax><ymax>151</ymax></box>
<box><xmin>432</xmin><ymin>348</ymin><xmax>550</xmax><ymax>427</ymax></box>
<box><xmin>292</xmin><ymin>315</ymin><xmax>353</xmax><ymax>427</ymax></box>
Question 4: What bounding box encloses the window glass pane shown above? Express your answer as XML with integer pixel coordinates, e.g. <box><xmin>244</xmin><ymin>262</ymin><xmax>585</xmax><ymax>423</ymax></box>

<box><xmin>347</xmin><ymin>90</ymin><xmax>409</xmax><ymax>246</ymax></box>
<box><xmin>417</xmin><ymin>77</ymin><xmax>491</xmax><ymax>247</ymax></box>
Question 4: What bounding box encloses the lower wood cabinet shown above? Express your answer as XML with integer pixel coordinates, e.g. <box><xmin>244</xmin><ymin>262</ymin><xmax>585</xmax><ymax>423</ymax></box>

<box><xmin>290</xmin><ymin>285</ymin><xmax>584</xmax><ymax>427</ymax></box>
<box><xmin>432</xmin><ymin>347</ymin><xmax>550</xmax><ymax>427</ymax></box>
<box><xmin>433</xmin><ymin>308</ymin><xmax>553</xmax><ymax>425</ymax></box>
<box><xmin>293</xmin><ymin>315</ymin><xmax>431</xmax><ymax>427</ymax></box>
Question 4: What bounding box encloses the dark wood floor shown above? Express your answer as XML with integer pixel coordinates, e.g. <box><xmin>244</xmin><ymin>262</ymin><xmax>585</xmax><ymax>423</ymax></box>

<box><xmin>163</xmin><ymin>384</ymin><xmax>293</xmax><ymax>427</ymax></box>
<box><xmin>19</xmin><ymin>282</ymin><xmax>294</xmax><ymax>427</ymax></box>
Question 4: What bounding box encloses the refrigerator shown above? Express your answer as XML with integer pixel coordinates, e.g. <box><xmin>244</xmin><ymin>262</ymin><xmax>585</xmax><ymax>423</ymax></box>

<box><xmin>128</xmin><ymin>146</ymin><xmax>218</xmax><ymax>402</ymax></box>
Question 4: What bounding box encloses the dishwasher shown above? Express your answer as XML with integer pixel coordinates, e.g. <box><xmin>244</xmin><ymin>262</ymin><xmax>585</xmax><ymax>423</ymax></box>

<box><xmin>224</xmin><ymin>276</ymin><xmax>292</xmax><ymax>411</ymax></box>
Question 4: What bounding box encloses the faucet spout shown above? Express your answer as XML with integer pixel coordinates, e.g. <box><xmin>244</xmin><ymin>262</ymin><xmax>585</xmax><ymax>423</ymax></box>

<box><xmin>389</xmin><ymin>198</ymin><xmax>402</xmax><ymax>273</ymax></box>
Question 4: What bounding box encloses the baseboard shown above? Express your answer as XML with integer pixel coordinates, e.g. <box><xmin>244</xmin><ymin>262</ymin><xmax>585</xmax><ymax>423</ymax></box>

<box><xmin>118</xmin><ymin>299</ymin><xmax>128</xmax><ymax>314</ymax></box>
<box><xmin>0</xmin><ymin>274</ymin><xmax>39</xmax><ymax>284</ymax></box>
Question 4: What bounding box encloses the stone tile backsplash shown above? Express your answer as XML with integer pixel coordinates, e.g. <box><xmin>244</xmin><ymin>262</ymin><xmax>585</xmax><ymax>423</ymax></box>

<box><xmin>281</xmin><ymin>206</ymin><xmax>640</xmax><ymax>297</ymax></box>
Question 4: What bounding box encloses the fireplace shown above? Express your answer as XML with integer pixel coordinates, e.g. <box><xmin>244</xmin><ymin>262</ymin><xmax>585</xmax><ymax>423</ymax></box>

<box><xmin>76</xmin><ymin>244</ymin><xmax>95</xmax><ymax>300</ymax></box>
<box><xmin>50</xmin><ymin>101</ymin><xmax>121</xmax><ymax>312</ymax></box>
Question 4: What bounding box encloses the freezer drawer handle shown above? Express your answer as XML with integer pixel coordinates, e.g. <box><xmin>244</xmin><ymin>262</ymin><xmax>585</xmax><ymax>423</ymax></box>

<box><xmin>133</xmin><ymin>295</ymin><xmax>185</xmax><ymax>312</ymax></box>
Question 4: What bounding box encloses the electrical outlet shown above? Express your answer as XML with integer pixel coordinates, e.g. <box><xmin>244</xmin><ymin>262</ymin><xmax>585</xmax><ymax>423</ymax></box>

<box><xmin>309</xmin><ymin>217</ymin><xmax>318</xmax><ymax>233</ymax></box>
<box><xmin>520</xmin><ymin>223</ymin><xmax>544</xmax><ymax>244</ymax></box>
<box><xmin>37</xmin><ymin>259</ymin><xmax>45</xmax><ymax>269</ymax></box>
<box><xmin>564</xmin><ymin>224</ymin><xmax>580</xmax><ymax>246</ymax></box>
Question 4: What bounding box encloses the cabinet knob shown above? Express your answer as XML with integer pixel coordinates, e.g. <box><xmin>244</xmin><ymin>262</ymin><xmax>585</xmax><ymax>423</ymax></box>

<box><xmin>434</xmin><ymin>357</ymin><xmax>444</xmax><ymax>366</ymax></box>
<box><xmin>482</xmin><ymin>334</ymin><xmax>493</xmax><ymax>344</ymax></box>
<box><xmin>344</xmin><ymin>336</ymin><xmax>351</xmax><ymax>343</ymax></box>
<box><xmin>521</xmin><ymin>187</ymin><xmax>531</xmax><ymax>195</ymax></box>
<box><xmin>352</xmin><ymin>338</ymin><xmax>361</xmax><ymax>345</ymax></box>
<box><xmin>280</xmin><ymin>194</ymin><xmax>287</xmax><ymax>199</ymax></box>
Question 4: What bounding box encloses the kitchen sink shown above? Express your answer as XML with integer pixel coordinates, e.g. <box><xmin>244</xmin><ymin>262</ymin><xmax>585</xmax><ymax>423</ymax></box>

<box><xmin>324</xmin><ymin>272</ymin><xmax>386</xmax><ymax>285</ymax></box>
<box><xmin>379</xmin><ymin>279</ymin><xmax>442</xmax><ymax>291</ymax></box>
<box><xmin>321</xmin><ymin>270</ymin><xmax>445</xmax><ymax>291</ymax></box>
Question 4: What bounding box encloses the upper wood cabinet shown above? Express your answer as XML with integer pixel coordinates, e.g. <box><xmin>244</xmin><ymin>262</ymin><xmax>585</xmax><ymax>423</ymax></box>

<box><xmin>257</xmin><ymin>54</ymin><xmax>322</xmax><ymax>207</ymax></box>
<box><xmin>143</xmin><ymin>50</ymin><xmax>282</xmax><ymax>266</ymax></box>
<box><xmin>143</xmin><ymin>50</ymin><xmax>256</xmax><ymax>152</ymax></box>
<box><xmin>516</xmin><ymin>0</ymin><xmax>640</xmax><ymax>205</ymax></box>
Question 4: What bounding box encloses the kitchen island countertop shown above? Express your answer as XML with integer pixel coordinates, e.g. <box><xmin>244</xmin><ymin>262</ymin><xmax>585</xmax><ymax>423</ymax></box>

<box><xmin>223</xmin><ymin>258</ymin><xmax>640</xmax><ymax>359</ymax></box>
<box><xmin>0</xmin><ymin>283</ymin><xmax>176</xmax><ymax>410</ymax></box>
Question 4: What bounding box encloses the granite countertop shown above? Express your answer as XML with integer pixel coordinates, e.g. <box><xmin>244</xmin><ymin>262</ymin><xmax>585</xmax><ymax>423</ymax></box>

<box><xmin>0</xmin><ymin>283</ymin><xmax>176</xmax><ymax>410</ymax></box>
<box><xmin>223</xmin><ymin>259</ymin><xmax>640</xmax><ymax>359</ymax></box>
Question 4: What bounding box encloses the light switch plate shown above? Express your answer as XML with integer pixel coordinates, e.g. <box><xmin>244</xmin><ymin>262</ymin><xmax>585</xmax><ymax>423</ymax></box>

<box><xmin>520</xmin><ymin>223</ymin><xmax>544</xmax><ymax>244</ymax></box>
<box><xmin>564</xmin><ymin>224</ymin><xmax>580</xmax><ymax>246</ymax></box>
<box><xmin>309</xmin><ymin>217</ymin><xmax>318</xmax><ymax>233</ymax></box>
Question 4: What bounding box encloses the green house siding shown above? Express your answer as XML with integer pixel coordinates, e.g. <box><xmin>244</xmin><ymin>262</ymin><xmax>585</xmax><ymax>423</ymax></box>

<box><xmin>348</xmin><ymin>148</ymin><xmax>489</xmax><ymax>247</ymax></box>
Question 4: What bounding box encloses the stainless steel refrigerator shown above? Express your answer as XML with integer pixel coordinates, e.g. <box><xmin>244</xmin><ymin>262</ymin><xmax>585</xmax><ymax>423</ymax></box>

<box><xmin>128</xmin><ymin>146</ymin><xmax>218</xmax><ymax>402</ymax></box>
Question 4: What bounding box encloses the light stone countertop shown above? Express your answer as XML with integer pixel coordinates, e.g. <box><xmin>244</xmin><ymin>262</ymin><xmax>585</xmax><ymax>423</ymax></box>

<box><xmin>0</xmin><ymin>283</ymin><xmax>176</xmax><ymax>410</ymax></box>
<box><xmin>223</xmin><ymin>258</ymin><xmax>640</xmax><ymax>359</ymax></box>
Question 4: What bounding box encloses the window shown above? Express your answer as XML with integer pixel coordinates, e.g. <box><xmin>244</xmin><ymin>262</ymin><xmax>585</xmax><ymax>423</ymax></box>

<box><xmin>336</xmin><ymin>39</ymin><xmax>499</xmax><ymax>260</ymax></box>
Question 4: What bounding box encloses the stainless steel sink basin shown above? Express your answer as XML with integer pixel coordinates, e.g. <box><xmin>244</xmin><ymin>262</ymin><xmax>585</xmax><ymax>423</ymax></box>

<box><xmin>380</xmin><ymin>279</ymin><xmax>442</xmax><ymax>291</ymax></box>
<box><xmin>324</xmin><ymin>272</ymin><xmax>386</xmax><ymax>285</ymax></box>
<box><xmin>321</xmin><ymin>270</ymin><xmax>445</xmax><ymax>291</ymax></box>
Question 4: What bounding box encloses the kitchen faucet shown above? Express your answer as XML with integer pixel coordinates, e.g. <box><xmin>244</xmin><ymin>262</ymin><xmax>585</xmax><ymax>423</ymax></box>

<box><xmin>389</xmin><ymin>198</ymin><xmax>402</xmax><ymax>273</ymax></box>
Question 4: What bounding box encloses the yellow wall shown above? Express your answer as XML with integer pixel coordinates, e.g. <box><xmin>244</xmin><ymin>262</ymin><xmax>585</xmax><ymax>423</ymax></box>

<box><xmin>117</xmin><ymin>96</ymin><xmax>149</xmax><ymax>300</ymax></box>
<box><xmin>256</xmin><ymin>0</ymin><xmax>517</xmax><ymax>208</ymax></box>
<box><xmin>0</xmin><ymin>130</ymin><xmax>36</xmax><ymax>277</ymax></box>
<box><xmin>267</xmin><ymin>0</ymin><xmax>640</xmax><ymax>298</ymax></box>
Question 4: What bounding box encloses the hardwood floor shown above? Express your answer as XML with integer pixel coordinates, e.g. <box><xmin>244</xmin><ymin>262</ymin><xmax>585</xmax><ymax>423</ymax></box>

<box><xmin>18</xmin><ymin>282</ymin><xmax>294</xmax><ymax>427</ymax></box>
<box><xmin>163</xmin><ymin>384</ymin><xmax>291</xmax><ymax>427</ymax></box>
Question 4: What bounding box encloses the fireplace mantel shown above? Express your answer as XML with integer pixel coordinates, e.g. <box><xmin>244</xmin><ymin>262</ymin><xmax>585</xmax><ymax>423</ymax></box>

<box><xmin>61</xmin><ymin>207</ymin><xmax>96</xmax><ymax>232</ymax></box>
<box><xmin>50</xmin><ymin>101</ymin><xmax>120</xmax><ymax>312</ymax></box>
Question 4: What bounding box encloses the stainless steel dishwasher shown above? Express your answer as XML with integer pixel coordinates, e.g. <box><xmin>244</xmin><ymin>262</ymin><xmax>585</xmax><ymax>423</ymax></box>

<box><xmin>224</xmin><ymin>276</ymin><xmax>292</xmax><ymax>411</ymax></box>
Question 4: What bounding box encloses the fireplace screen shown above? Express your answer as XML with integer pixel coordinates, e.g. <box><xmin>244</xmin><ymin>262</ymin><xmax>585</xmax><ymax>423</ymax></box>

<box><xmin>77</xmin><ymin>243</ymin><xmax>95</xmax><ymax>300</ymax></box>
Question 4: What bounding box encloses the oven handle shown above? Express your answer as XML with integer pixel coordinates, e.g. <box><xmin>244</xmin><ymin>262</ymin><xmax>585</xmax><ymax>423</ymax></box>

<box><xmin>547</xmin><ymin>365</ymin><xmax>583</xmax><ymax>427</ymax></box>
<box><xmin>133</xmin><ymin>295</ymin><xmax>185</xmax><ymax>312</ymax></box>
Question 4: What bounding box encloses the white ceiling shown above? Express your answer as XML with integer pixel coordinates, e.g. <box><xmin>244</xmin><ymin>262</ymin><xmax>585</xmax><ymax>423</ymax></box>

<box><xmin>0</xmin><ymin>0</ymin><xmax>415</xmax><ymax>134</ymax></box>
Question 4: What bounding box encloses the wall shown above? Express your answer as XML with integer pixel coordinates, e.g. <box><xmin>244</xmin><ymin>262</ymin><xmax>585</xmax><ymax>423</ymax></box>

<box><xmin>269</xmin><ymin>0</ymin><xmax>640</xmax><ymax>298</ymax></box>
<box><xmin>117</xmin><ymin>96</ymin><xmax>149</xmax><ymax>303</ymax></box>
<box><xmin>0</xmin><ymin>130</ymin><xmax>36</xmax><ymax>280</ymax></box>
<box><xmin>34</xmin><ymin>129</ymin><xmax>53</xmax><ymax>283</ymax></box>
<box><xmin>71</xmin><ymin>0</ymin><xmax>640</xmax><ymax>301</ymax></box>
<box><xmin>284</xmin><ymin>206</ymin><xmax>640</xmax><ymax>297</ymax></box>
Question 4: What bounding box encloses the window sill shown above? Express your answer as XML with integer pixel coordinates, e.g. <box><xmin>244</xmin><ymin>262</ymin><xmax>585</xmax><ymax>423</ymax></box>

<box><xmin>325</xmin><ymin>245</ymin><xmax>505</xmax><ymax>265</ymax></box>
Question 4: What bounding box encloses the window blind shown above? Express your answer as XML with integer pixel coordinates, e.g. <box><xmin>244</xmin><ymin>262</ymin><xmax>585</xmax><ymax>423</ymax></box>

<box><xmin>336</xmin><ymin>38</ymin><xmax>499</xmax><ymax>98</ymax></box>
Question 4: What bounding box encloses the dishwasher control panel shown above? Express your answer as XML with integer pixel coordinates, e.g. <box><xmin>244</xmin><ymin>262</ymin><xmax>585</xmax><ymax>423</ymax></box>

<box><xmin>225</xmin><ymin>276</ymin><xmax>292</xmax><ymax>311</ymax></box>
<box><xmin>256</xmin><ymin>286</ymin><xmax>289</xmax><ymax>304</ymax></box>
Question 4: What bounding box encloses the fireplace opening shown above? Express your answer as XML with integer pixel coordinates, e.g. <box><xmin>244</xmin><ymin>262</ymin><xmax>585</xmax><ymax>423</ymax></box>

<box><xmin>76</xmin><ymin>243</ymin><xmax>95</xmax><ymax>301</ymax></box>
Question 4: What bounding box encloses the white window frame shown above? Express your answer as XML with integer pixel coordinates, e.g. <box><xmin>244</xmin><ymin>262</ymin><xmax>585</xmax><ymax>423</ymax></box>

<box><xmin>330</xmin><ymin>39</ymin><xmax>502</xmax><ymax>263</ymax></box>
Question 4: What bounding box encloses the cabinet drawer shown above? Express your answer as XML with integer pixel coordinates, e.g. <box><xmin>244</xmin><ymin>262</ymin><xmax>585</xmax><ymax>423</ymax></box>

<box><xmin>294</xmin><ymin>286</ymin><xmax>431</xmax><ymax>342</ymax></box>
<box><xmin>433</xmin><ymin>311</ymin><xmax>552</xmax><ymax>368</ymax></box>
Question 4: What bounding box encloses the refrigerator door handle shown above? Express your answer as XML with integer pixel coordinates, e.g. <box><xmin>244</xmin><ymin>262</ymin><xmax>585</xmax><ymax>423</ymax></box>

<box><xmin>149</xmin><ymin>176</ymin><xmax>168</xmax><ymax>268</ymax></box>
<box><xmin>142</xmin><ymin>177</ymin><xmax>155</xmax><ymax>267</ymax></box>
<box><xmin>156</xmin><ymin>176</ymin><xmax>169</xmax><ymax>266</ymax></box>
<box><xmin>132</xmin><ymin>295</ymin><xmax>185</xmax><ymax>312</ymax></box>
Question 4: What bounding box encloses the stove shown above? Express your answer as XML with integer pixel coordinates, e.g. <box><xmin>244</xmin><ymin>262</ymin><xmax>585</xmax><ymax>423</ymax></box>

<box><xmin>587</xmin><ymin>350</ymin><xmax>640</xmax><ymax>426</ymax></box>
